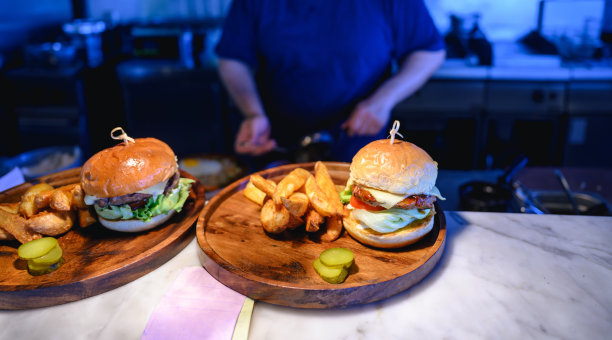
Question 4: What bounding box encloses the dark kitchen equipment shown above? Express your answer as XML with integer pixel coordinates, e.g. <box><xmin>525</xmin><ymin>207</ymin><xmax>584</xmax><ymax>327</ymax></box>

<box><xmin>24</xmin><ymin>42</ymin><xmax>78</xmax><ymax>68</ymax></box>
<box><xmin>294</xmin><ymin>130</ymin><xmax>335</xmax><ymax>163</ymax></box>
<box><xmin>62</xmin><ymin>19</ymin><xmax>108</xmax><ymax>68</ymax></box>
<box><xmin>519</xmin><ymin>0</ymin><xmax>559</xmax><ymax>55</ymax></box>
<box><xmin>459</xmin><ymin>156</ymin><xmax>528</xmax><ymax>212</ymax></box>
<box><xmin>512</xmin><ymin>180</ymin><xmax>550</xmax><ymax>214</ymax></box>
<box><xmin>513</xmin><ymin>189</ymin><xmax>612</xmax><ymax>216</ymax></box>
<box><xmin>554</xmin><ymin>169</ymin><xmax>581</xmax><ymax>214</ymax></box>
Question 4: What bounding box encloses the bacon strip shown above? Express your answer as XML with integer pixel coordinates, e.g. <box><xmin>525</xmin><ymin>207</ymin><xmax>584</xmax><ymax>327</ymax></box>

<box><xmin>352</xmin><ymin>185</ymin><xmax>436</xmax><ymax>210</ymax></box>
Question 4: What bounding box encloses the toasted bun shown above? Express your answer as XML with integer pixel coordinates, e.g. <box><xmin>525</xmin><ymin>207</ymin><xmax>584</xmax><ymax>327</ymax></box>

<box><xmin>349</xmin><ymin>139</ymin><xmax>438</xmax><ymax>196</ymax></box>
<box><xmin>343</xmin><ymin>208</ymin><xmax>435</xmax><ymax>249</ymax></box>
<box><xmin>98</xmin><ymin>210</ymin><xmax>176</xmax><ymax>232</ymax></box>
<box><xmin>81</xmin><ymin>138</ymin><xmax>177</xmax><ymax>198</ymax></box>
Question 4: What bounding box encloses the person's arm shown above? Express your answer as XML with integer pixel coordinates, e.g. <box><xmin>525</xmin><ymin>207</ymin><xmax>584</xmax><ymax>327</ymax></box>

<box><xmin>218</xmin><ymin>58</ymin><xmax>276</xmax><ymax>155</ymax></box>
<box><xmin>342</xmin><ymin>49</ymin><xmax>446</xmax><ymax>136</ymax></box>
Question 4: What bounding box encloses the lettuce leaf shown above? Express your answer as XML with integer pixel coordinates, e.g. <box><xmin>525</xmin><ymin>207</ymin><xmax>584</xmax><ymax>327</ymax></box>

<box><xmin>95</xmin><ymin>178</ymin><xmax>195</xmax><ymax>222</ymax></box>
<box><xmin>352</xmin><ymin>208</ymin><xmax>431</xmax><ymax>233</ymax></box>
<box><xmin>339</xmin><ymin>188</ymin><xmax>352</xmax><ymax>205</ymax></box>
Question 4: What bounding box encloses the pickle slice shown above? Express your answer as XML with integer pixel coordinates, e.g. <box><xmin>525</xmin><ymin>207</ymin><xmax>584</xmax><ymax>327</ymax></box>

<box><xmin>17</xmin><ymin>237</ymin><xmax>59</xmax><ymax>260</ymax></box>
<box><xmin>30</xmin><ymin>244</ymin><xmax>63</xmax><ymax>266</ymax></box>
<box><xmin>27</xmin><ymin>257</ymin><xmax>64</xmax><ymax>276</ymax></box>
<box><xmin>313</xmin><ymin>258</ymin><xmax>348</xmax><ymax>284</ymax></box>
<box><xmin>319</xmin><ymin>247</ymin><xmax>354</xmax><ymax>269</ymax></box>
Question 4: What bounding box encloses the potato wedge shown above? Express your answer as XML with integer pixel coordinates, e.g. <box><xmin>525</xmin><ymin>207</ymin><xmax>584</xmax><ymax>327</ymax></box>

<box><xmin>0</xmin><ymin>205</ymin><xmax>18</xmax><ymax>240</ymax></box>
<box><xmin>0</xmin><ymin>209</ymin><xmax>41</xmax><ymax>243</ymax></box>
<box><xmin>315</xmin><ymin>162</ymin><xmax>343</xmax><ymax>216</ymax></box>
<box><xmin>0</xmin><ymin>202</ymin><xmax>20</xmax><ymax>214</ymax></box>
<box><xmin>50</xmin><ymin>189</ymin><xmax>72</xmax><ymax>211</ymax></box>
<box><xmin>26</xmin><ymin>211</ymin><xmax>75</xmax><ymax>236</ymax></box>
<box><xmin>244</xmin><ymin>180</ymin><xmax>267</xmax><ymax>206</ymax></box>
<box><xmin>261</xmin><ymin>199</ymin><xmax>291</xmax><ymax>234</ymax></box>
<box><xmin>250</xmin><ymin>174</ymin><xmax>277</xmax><ymax>197</ymax></box>
<box><xmin>273</xmin><ymin>168</ymin><xmax>310</xmax><ymax>206</ymax></box>
<box><xmin>321</xmin><ymin>215</ymin><xmax>343</xmax><ymax>242</ymax></box>
<box><xmin>305</xmin><ymin>209</ymin><xmax>325</xmax><ymax>232</ymax></box>
<box><xmin>19</xmin><ymin>183</ymin><xmax>54</xmax><ymax>218</ymax></box>
<box><xmin>34</xmin><ymin>190</ymin><xmax>54</xmax><ymax>210</ymax></box>
<box><xmin>0</xmin><ymin>227</ymin><xmax>15</xmax><ymax>240</ymax></box>
<box><xmin>305</xmin><ymin>176</ymin><xmax>337</xmax><ymax>217</ymax></box>
<box><xmin>286</xmin><ymin>214</ymin><xmax>304</xmax><ymax>230</ymax></box>
<box><xmin>281</xmin><ymin>192</ymin><xmax>309</xmax><ymax>217</ymax></box>
<box><xmin>78</xmin><ymin>208</ymin><xmax>97</xmax><ymax>228</ymax></box>
<box><xmin>69</xmin><ymin>184</ymin><xmax>87</xmax><ymax>209</ymax></box>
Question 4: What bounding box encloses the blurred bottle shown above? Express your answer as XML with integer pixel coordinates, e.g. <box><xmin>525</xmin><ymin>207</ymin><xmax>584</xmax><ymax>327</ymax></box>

<box><xmin>467</xmin><ymin>14</ymin><xmax>493</xmax><ymax>66</ymax></box>
<box><xmin>444</xmin><ymin>14</ymin><xmax>469</xmax><ymax>59</ymax></box>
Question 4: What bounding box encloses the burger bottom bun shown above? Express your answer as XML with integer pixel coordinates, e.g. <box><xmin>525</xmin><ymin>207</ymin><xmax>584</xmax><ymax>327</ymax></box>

<box><xmin>98</xmin><ymin>210</ymin><xmax>176</xmax><ymax>233</ymax></box>
<box><xmin>343</xmin><ymin>208</ymin><xmax>435</xmax><ymax>249</ymax></box>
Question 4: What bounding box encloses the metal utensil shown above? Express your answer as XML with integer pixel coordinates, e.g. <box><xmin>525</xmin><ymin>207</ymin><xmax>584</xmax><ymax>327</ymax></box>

<box><xmin>554</xmin><ymin>169</ymin><xmax>580</xmax><ymax>215</ymax></box>
<box><xmin>512</xmin><ymin>181</ymin><xmax>550</xmax><ymax>214</ymax></box>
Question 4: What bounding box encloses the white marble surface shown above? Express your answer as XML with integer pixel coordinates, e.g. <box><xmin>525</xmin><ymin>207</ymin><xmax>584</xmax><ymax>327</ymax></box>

<box><xmin>1</xmin><ymin>211</ymin><xmax>611</xmax><ymax>340</ymax></box>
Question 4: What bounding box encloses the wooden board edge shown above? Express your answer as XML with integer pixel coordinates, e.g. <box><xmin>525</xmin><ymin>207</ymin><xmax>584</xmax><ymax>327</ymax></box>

<box><xmin>0</xmin><ymin>226</ymin><xmax>195</xmax><ymax>310</ymax></box>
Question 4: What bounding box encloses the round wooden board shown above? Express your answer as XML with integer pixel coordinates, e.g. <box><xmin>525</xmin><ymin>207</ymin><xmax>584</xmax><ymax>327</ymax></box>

<box><xmin>0</xmin><ymin>168</ymin><xmax>206</xmax><ymax>310</ymax></box>
<box><xmin>196</xmin><ymin>162</ymin><xmax>446</xmax><ymax>309</ymax></box>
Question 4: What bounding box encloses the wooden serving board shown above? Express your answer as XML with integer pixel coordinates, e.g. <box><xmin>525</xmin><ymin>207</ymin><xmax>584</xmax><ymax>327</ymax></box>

<box><xmin>0</xmin><ymin>168</ymin><xmax>206</xmax><ymax>310</ymax></box>
<box><xmin>197</xmin><ymin>162</ymin><xmax>446</xmax><ymax>309</ymax></box>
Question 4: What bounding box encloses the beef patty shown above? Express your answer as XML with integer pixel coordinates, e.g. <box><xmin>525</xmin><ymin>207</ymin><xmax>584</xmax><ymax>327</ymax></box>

<box><xmin>352</xmin><ymin>185</ymin><xmax>436</xmax><ymax>210</ymax></box>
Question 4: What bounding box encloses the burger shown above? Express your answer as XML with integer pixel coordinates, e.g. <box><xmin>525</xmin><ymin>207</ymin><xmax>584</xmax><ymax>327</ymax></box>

<box><xmin>80</xmin><ymin>138</ymin><xmax>194</xmax><ymax>232</ymax></box>
<box><xmin>341</xmin><ymin>139</ymin><xmax>444</xmax><ymax>248</ymax></box>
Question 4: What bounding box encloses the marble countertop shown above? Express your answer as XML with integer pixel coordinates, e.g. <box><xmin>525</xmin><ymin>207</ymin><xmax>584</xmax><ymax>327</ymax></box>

<box><xmin>1</xmin><ymin>211</ymin><xmax>610</xmax><ymax>339</ymax></box>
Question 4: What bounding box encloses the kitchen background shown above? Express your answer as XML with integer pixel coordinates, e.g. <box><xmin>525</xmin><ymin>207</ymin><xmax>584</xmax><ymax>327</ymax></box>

<box><xmin>0</xmin><ymin>0</ymin><xmax>611</xmax><ymax>212</ymax></box>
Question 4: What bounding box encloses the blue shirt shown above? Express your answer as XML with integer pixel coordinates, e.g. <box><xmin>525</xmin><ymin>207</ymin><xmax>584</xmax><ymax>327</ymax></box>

<box><xmin>216</xmin><ymin>0</ymin><xmax>443</xmax><ymax>147</ymax></box>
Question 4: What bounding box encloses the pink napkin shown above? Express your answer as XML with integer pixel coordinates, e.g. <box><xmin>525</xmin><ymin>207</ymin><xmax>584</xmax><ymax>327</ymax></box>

<box><xmin>142</xmin><ymin>267</ymin><xmax>247</xmax><ymax>340</ymax></box>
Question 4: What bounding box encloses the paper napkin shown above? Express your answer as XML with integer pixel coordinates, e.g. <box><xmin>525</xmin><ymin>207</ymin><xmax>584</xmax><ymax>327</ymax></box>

<box><xmin>142</xmin><ymin>267</ymin><xmax>248</xmax><ymax>340</ymax></box>
<box><xmin>0</xmin><ymin>167</ymin><xmax>25</xmax><ymax>192</ymax></box>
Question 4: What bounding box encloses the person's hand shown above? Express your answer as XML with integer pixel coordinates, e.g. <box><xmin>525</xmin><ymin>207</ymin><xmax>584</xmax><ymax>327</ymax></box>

<box><xmin>342</xmin><ymin>99</ymin><xmax>391</xmax><ymax>136</ymax></box>
<box><xmin>234</xmin><ymin>115</ymin><xmax>277</xmax><ymax>155</ymax></box>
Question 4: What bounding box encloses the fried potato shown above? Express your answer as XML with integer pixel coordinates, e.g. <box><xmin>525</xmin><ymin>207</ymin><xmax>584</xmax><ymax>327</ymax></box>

<box><xmin>250</xmin><ymin>174</ymin><xmax>277</xmax><ymax>197</ymax></box>
<box><xmin>69</xmin><ymin>184</ymin><xmax>87</xmax><ymax>209</ymax></box>
<box><xmin>0</xmin><ymin>205</ymin><xmax>18</xmax><ymax>240</ymax></box>
<box><xmin>35</xmin><ymin>184</ymin><xmax>86</xmax><ymax>211</ymax></box>
<box><xmin>78</xmin><ymin>208</ymin><xmax>97</xmax><ymax>228</ymax></box>
<box><xmin>321</xmin><ymin>215</ymin><xmax>343</xmax><ymax>242</ymax></box>
<box><xmin>315</xmin><ymin>162</ymin><xmax>343</xmax><ymax>216</ymax></box>
<box><xmin>0</xmin><ymin>202</ymin><xmax>20</xmax><ymax>214</ymax></box>
<box><xmin>19</xmin><ymin>183</ymin><xmax>54</xmax><ymax>218</ymax></box>
<box><xmin>34</xmin><ymin>190</ymin><xmax>54</xmax><ymax>210</ymax></box>
<box><xmin>286</xmin><ymin>214</ymin><xmax>304</xmax><ymax>230</ymax></box>
<box><xmin>26</xmin><ymin>211</ymin><xmax>75</xmax><ymax>236</ymax></box>
<box><xmin>244</xmin><ymin>180</ymin><xmax>267</xmax><ymax>206</ymax></box>
<box><xmin>305</xmin><ymin>209</ymin><xmax>325</xmax><ymax>233</ymax></box>
<box><xmin>261</xmin><ymin>199</ymin><xmax>291</xmax><ymax>234</ymax></box>
<box><xmin>281</xmin><ymin>192</ymin><xmax>308</xmax><ymax>217</ymax></box>
<box><xmin>50</xmin><ymin>189</ymin><xmax>72</xmax><ymax>211</ymax></box>
<box><xmin>0</xmin><ymin>209</ymin><xmax>41</xmax><ymax>243</ymax></box>
<box><xmin>0</xmin><ymin>227</ymin><xmax>15</xmax><ymax>240</ymax></box>
<box><xmin>305</xmin><ymin>176</ymin><xmax>337</xmax><ymax>217</ymax></box>
<box><xmin>273</xmin><ymin>168</ymin><xmax>310</xmax><ymax>206</ymax></box>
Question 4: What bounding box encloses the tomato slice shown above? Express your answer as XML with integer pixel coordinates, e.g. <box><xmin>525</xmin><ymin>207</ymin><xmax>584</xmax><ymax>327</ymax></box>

<box><xmin>350</xmin><ymin>196</ymin><xmax>385</xmax><ymax>211</ymax></box>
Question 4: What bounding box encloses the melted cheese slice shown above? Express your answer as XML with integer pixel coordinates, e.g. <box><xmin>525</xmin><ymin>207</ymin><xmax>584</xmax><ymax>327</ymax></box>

<box><xmin>84</xmin><ymin>179</ymin><xmax>168</xmax><ymax>205</ymax></box>
<box><xmin>365</xmin><ymin>186</ymin><xmax>445</xmax><ymax>209</ymax></box>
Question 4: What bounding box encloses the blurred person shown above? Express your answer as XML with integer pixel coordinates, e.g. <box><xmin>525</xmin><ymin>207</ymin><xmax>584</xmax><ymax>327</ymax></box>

<box><xmin>216</xmin><ymin>0</ymin><xmax>445</xmax><ymax>163</ymax></box>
